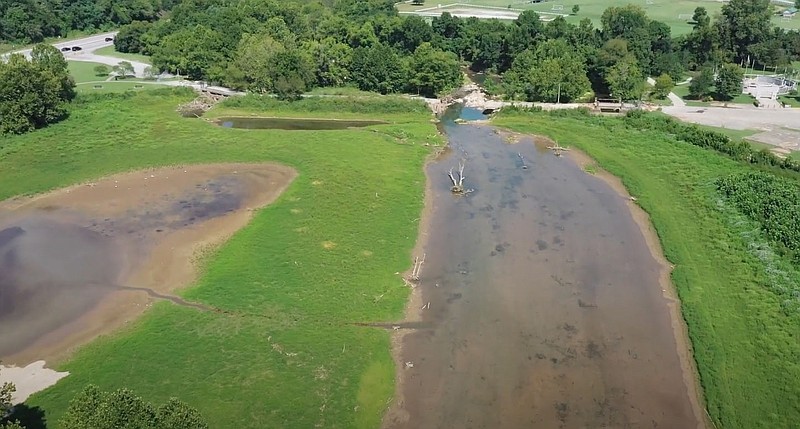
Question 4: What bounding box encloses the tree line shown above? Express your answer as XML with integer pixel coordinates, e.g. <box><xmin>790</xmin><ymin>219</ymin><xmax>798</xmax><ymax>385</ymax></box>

<box><xmin>0</xmin><ymin>0</ymin><xmax>174</xmax><ymax>46</ymax></box>
<box><xmin>112</xmin><ymin>0</ymin><xmax>800</xmax><ymax>102</ymax></box>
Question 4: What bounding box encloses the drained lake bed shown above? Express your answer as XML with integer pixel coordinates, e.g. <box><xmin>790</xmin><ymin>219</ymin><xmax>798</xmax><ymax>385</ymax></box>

<box><xmin>0</xmin><ymin>163</ymin><xmax>296</xmax><ymax>364</ymax></box>
<box><xmin>384</xmin><ymin>107</ymin><xmax>704</xmax><ymax>428</ymax></box>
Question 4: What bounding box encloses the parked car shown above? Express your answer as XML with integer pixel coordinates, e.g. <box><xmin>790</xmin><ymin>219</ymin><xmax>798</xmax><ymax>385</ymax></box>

<box><xmin>105</xmin><ymin>37</ymin><xmax>113</xmax><ymax>42</ymax></box>
<box><xmin>71</xmin><ymin>46</ymin><xmax>82</xmax><ymax>51</ymax></box>
<box><xmin>60</xmin><ymin>47</ymin><xmax>71</xmax><ymax>52</ymax></box>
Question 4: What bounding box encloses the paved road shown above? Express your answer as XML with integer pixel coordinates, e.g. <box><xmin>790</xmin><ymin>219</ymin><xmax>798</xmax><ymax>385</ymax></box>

<box><xmin>662</xmin><ymin>104</ymin><xmax>800</xmax><ymax>131</ymax></box>
<box><xmin>3</xmin><ymin>32</ymin><xmax>150</xmax><ymax>78</ymax></box>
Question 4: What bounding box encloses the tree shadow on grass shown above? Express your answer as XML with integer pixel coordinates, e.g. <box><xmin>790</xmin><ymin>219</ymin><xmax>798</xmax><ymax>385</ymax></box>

<box><xmin>6</xmin><ymin>404</ymin><xmax>48</xmax><ymax>429</ymax></box>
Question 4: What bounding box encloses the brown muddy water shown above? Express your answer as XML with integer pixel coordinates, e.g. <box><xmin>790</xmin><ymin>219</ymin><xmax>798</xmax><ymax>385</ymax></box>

<box><xmin>0</xmin><ymin>163</ymin><xmax>295</xmax><ymax>364</ymax></box>
<box><xmin>384</xmin><ymin>107</ymin><xmax>703</xmax><ymax>428</ymax></box>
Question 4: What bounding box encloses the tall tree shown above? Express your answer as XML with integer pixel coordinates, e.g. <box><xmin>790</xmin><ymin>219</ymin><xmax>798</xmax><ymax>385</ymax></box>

<box><xmin>350</xmin><ymin>43</ymin><xmax>406</xmax><ymax>94</ymax></box>
<box><xmin>0</xmin><ymin>46</ymin><xmax>75</xmax><ymax>134</ymax></box>
<box><xmin>505</xmin><ymin>39</ymin><xmax>591</xmax><ymax>103</ymax></box>
<box><xmin>605</xmin><ymin>57</ymin><xmax>645</xmax><ymax>100</ymax></box>
<box><xmin>689</xmin><ymin>67</ymin><xmax>715</xmax><ymax>99</ymax></box>
<box><xmin>408</xmin><ymin>42</ymin><xmax>461</xmax><ymax>97</ymax></box>
<box><xmin>715</xmin><ymin>63</ymin><xmax>745</xmax><ymax>101</ymax></box>
<box><xmin>717</xmin><ymin>0</ymin><xmax>773</xmax><ymax>62</ymax></box>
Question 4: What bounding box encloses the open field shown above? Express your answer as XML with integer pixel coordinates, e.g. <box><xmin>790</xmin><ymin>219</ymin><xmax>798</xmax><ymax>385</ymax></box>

<box><xmin>397</xmin><ymin>0</ymin><xmax>800</xmax><ymax>34</ymax></box>
<box><xmin>74</xmin><ymin>81</ymin><xmax>169</xmax><ymax>93</ymax></box>
<box><xmin>493</xmin><ymin>110</ymin><xmax>800</xmax><ymax>429</ymax></box>
<box><xmin>93</xmin><ymin>45</ymin><xmax>152</xmax><ymax>64</ymax></box>
<box><xmin>2</xmin><ymin>89</ymin><xmax>439</xmax><ymax>428</ymax></box>
<box><xmin>67</xmin><ymin>61</ymin><xmax>109</xmax><ymax>84</ymax></box>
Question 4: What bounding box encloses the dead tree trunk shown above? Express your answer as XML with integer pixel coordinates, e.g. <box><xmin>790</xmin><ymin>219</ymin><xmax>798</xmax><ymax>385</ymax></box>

<box><xmin>448</xmin><ymin>160</ymin><xmax>467</xmax><ymax>194</ymax></box>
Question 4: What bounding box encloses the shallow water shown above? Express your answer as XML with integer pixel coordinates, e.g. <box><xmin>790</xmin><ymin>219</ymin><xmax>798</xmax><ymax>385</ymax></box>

<box><xmin>387</xmin><ymin>106</ymin><xmax>701</xmax><ymax>428</ymax></box>
<box><xmin>216</xmin><ymin>116</ymin><xmax>386</xmax><ymax>130</ymax></box>
<box><xmin>0</xmin><ymin>167</ymin><xmax>289</xmax><ymax>361</ymax></box>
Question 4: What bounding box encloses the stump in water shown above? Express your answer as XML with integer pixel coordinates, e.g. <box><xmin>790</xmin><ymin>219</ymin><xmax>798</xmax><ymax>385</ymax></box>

<box><xmin>448</xmin><ymin>160</ymin><xmax>469</xmax><ymax>194</ymax></box>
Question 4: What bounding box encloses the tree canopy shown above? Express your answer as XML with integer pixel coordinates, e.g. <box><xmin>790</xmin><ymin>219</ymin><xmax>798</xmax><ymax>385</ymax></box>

<box><xmin>59</xmin><ymin>385</ymin><xmax>208</xmax><ymax>429</ymax></box>
<box><xmin>109</xmin><ymin>0</ymin><xmax>800</xmax><ymax>101</ymax></box>
<box><xmin>0</xmin><ymin>44</ymin><xmax>75</xmax><ymax>134</ymax></box>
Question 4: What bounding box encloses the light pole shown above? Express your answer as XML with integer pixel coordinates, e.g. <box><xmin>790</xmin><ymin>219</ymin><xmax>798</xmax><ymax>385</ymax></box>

<box><xmin>557</xmin><ymin>81</ymin><xmax>561</xmax><ymax>104</ymax></box>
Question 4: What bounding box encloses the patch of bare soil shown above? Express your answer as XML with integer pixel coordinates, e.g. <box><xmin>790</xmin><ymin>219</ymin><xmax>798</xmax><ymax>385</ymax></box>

<box><xmin>0</xmin><ymin>163</ymin><xmax>296</xmax><ymax>366</ymax></box>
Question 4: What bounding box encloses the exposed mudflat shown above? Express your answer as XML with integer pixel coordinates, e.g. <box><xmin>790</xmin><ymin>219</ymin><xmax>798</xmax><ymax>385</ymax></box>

<box><xmin>384</xmin><ymin>115</ymin><xmax>704</xmax><ymax>428</ymax></box>
<box><xmin>0</xmin><ymin>163</ymin><xmax>296</xmax><ymax>365</ymax></box>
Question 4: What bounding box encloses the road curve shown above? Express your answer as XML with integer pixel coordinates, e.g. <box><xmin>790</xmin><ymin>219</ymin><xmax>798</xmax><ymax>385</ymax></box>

<box><xmin>3</xmin><ymin>31</ymin><xmax>150</xmax><ymax>78</ymax></box>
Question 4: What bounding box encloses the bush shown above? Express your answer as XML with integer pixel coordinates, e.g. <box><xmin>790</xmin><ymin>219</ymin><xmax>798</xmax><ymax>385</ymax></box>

<box><xmin>717</xmin><ymin>172</ymin><xmax>800</xmax><ymax>261</ymax></box>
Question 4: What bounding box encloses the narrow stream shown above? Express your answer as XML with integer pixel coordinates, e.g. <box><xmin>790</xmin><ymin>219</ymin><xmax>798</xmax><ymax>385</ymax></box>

<box><xmin>385</xmin><ymin>105</ymin><xmax>702</xmax><ymax>428</ymax></box>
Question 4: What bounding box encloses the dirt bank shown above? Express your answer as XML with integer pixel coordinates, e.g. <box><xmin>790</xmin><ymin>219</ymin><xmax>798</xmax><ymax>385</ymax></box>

<box><xmin>0</xmin><ymin>163</ymin><xmax>296</xmax><ymax>365</ymax></box>
<box><xmin>384</xmin><ymin>121</ymin><xmax>705</xmax><ymax>428</ymax></box>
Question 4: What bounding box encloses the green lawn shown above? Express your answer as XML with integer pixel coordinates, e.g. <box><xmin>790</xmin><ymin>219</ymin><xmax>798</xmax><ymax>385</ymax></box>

<box><xmin>493</xmin><ymin>110</ymin><xmax>800</xmax><ymax>429</ymax></box>
<box><xmin>671</xmin><ymin>82</ymin><xmax>756</xmax><ymax>106</ymax></box>
<box><xmin>93</xmin><ymin>45</ymin><xmax>152</xmax><ymax>64</ymax></box>
<box><xmin>5</xmin><ymin>89</ymin><xmax>440</xmax><ymax>429</ymax></box>
<box><xmin>397</xmin><ymin>0</ymin><xmax>800</xmax><ymax>35</ymax></box>
<box><xmin>67</xmin><ymin>61</ymin><xmax>111</xmax><ymax>84</ymax></box>
<box><xmin>75</xmin><ymin>81</ymin><xmax>169</xmax><ymax>93</ymax></box>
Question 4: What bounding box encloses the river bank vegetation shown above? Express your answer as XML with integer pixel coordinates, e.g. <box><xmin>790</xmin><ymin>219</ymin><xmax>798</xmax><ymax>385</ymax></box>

<box><xmin>1</xmin><ymin>88</ymin><xmax>438</xmax><ymax>428</ymax></box>
<box><xmin>494</xmin><ymin>108</ymin><xmax>800</xmax><ymax>429</ymax></box>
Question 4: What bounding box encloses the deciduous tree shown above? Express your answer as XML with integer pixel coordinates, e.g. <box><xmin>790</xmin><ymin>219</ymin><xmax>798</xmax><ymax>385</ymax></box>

<box><xmin>715</xmin><ymin>63</ymin><xmax>744</xmax><ymax>101</ymax></box>
<box><xmin>689</xmin><ymin>67</ymin><xmax>714</xmax><ymax>99</ymax></box>
<box><xmin>606</xmin><ymin>57</ymin><xmax>645</xmax><ymax>100</ymax></box>
<box><xmin>652</xmin><ymin>73</ymin><xmax>674</xmax><ymax>99</ymax></box>
<box><xmin>408</xmin><ymin>42</ymin><xmax>461</xmax><ymax>97</ymax></box>
<box><xmin>59</xmin><ymin>385</ymin><xmax>207</xmax><ymax>429</ymax></box>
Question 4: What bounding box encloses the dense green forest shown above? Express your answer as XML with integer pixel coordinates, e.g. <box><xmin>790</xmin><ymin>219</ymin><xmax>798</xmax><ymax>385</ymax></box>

<box><xmin>0</xmin><ymin>0</ymin><xmax>175</xmax><ymax>45</ymax></box>
<box><xmin>110</xmin><ymin>0</ymin><xmax>800</xmax><ymax>101</ymax></box>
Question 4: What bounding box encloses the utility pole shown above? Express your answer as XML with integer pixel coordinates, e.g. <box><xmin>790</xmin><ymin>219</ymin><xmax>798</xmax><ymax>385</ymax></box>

<box><xmin>557</xmin><ymin>81</ymin><xmax>561</xmax><ymax>104</ymax></box>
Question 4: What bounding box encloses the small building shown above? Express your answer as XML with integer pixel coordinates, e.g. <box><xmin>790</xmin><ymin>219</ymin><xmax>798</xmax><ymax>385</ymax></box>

<box><xmin>782</xmin><ymin>7</ymin><xmax>797</xmax><ymax>18</ymax></box>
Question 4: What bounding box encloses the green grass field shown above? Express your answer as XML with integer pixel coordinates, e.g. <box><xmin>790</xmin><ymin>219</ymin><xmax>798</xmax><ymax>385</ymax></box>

<box><xmin>3</xmin><ymin>89</ymin><xmax>440</xmax><ymax>428</ymax></box>
<box><xmin>493</xmin><ymin>110</ymin><xmax>800</xmax><ymax>429</ymax></box>
<box><xmin>399</xmin><ymin>0</ymin><xmax>800</xmax><ymax>35</ymax></box>
<box><xmin>74</xmin><ymin>81</ymin><xmax>169</xmax><ymax>93</ymax></box>
<box><xmin>67</xmin><ymin>61</ymin><xmax>110</xmax><ymax>84</ymax></box>
<box><xmin>93</xmin><ymin>45</ymin><xmax>152</xmax><ymax>64</ymax></box>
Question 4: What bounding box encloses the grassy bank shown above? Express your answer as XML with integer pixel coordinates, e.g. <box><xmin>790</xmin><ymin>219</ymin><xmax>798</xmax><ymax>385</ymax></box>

<box><xmin>3</xmin><ymin>88</ymin><xmax>439</xmax><ymax>428</ymax></box>
<box><xmin>493</xmin><ymin>111</ymin><xmax>800</xmax><ymax>429</ymax></box>
<box><xmin>93</xmin><ymin>45</ymin><xmax>152</xmax><ymax>64</ymax></box>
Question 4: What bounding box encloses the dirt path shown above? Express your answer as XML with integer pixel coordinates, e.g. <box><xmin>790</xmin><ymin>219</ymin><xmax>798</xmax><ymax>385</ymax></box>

<box><xmin>0</xmin><ymin>163</ymin><xmax>296</xmax><ymax>365</ymax></box>
<box><xmin>383</xmin><ymin>122</ymin><xmax>705</xmax><ymax>428</ymax></box>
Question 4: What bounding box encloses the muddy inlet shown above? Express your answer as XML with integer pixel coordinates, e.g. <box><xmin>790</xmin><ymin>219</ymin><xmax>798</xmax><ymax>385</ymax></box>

<box><xmin>0</xmin><ymin>163</ymin><xmax>296</xmax><ymax>365</ymax></box>
<box><xmin>384</xmin><ymin>107</ymin><xmax>704</xmax><ymax>429</ymax></box>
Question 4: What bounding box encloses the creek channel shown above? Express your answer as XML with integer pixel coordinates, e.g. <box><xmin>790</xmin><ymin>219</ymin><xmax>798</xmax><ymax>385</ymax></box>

<box><xmin>384</xmin><ymin>105</ymin><xmax>704</xmax><ymax>428</ymax></box>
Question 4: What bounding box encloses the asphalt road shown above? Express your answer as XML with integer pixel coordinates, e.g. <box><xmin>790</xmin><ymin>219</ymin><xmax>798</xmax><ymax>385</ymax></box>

<box><xmin>3</xmin><ymin>31</ymin><xmax>150</xmax><ymax>78</ymax></box>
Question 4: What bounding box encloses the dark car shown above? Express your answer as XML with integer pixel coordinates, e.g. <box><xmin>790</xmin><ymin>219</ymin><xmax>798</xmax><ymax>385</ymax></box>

<box><xmin>105</xmin><ymin>37</ymin><xmax>113</xmax><ymax>42</ymax></box>
<box><xmin>60</xmin><ymin>47</ymin><xmax>71</xmax><ymax>52</ymax></box>
<box><xmin>71</xmin><ymin>46</ymin><xmax>82</xmax><ymax>51</ymax></box>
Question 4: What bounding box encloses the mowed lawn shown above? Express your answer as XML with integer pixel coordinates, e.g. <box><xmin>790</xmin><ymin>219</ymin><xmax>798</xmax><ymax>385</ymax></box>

<box><xmin>493</xmin><ymin>111</ymin><xmax>800</xmax><ymax>429</ymax></box>
<box><xmin>93</xmin><ymin>45</ymin><xmax>152</xmax><ymax>64</ymax></box>
<box><xmin>3</xmin><ymin>89</ymin><xmax>439</xmax><ymax>429</ymax></box>
<box><xmin>67</xmin><ymin>60</ymin><xmax>109</xmax><ymax>83</ymax></box>
<box><xmin>400</xmin><ymin>0</ymin><xmax>800</xmax><ymax>35</ymax></box>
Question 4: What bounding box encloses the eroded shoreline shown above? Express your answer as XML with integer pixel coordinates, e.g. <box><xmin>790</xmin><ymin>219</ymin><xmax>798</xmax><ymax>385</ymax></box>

<box><xmin>384</xmin><ymin>123</ymin><xmax>706</xmax><ymax>428</ymax></box>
